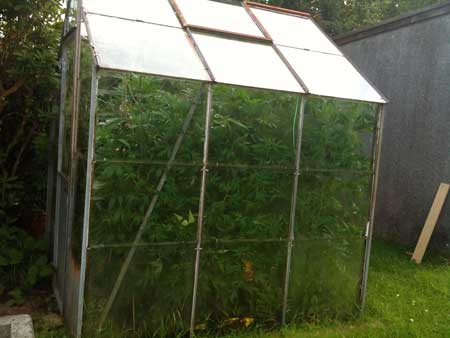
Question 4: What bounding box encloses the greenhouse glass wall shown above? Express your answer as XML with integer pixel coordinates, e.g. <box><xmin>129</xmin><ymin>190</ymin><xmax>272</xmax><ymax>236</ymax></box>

<box><xmin>49</xmin><ymin>0</ymin><xmax>388</xmax><ymax>337</ymax></box>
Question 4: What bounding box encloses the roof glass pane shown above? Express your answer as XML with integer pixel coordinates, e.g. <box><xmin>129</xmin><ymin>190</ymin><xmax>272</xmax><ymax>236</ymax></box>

<box><xmin>176</xmin><ymin>0</ymin><xmax>265</xmax><ymax>38</ymax></box>
<box><xmin>83</xmin><ymin>0</ymin><xmax>181</xmax><ymax>28</ymax></box>
<box><xmin>252</xmin><ymin>8</ymin><xmax>342</xmax><ymax>55</ymax></box>
<box><xmin>86</xmin><ymin>14</ymin><xmax>210</xmax><ymax>81</ymax></box>
<box><xmin>279</xmin><ymin>46</ymin><xmax>385</xmax><ymax>103</ymax></box>
<box><xmin>192</xmin><ymin>33</ymin><xmax>304</xmax><ymax>93</ymax></box>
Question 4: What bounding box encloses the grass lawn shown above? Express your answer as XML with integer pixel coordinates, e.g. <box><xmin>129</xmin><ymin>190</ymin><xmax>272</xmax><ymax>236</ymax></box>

<box><xmin>35</xmin><ymin>240</ymin><xmax>450</xmax><ymax>338</ymax></box>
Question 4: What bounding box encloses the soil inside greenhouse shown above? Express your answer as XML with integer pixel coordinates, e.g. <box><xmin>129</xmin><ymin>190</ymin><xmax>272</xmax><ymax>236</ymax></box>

<box><xmin>30</xmin><ymin>239</ymin><xmax>450</xmax><ymax>338</ymax></box>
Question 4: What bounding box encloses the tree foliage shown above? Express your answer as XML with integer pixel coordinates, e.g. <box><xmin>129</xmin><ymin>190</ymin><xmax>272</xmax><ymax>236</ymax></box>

<box><xmin>256</xmin><ymin>0</ymin><xmax>446</xmax><ymax>35</ymax></box>
<box><xmin>0</xmin><ymin>0</ymin><xmax>62</xmax><ymax>302</ymax></box>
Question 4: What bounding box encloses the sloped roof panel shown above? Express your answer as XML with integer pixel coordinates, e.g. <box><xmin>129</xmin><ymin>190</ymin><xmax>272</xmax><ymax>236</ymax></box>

<box><xmin>192</xmin><ymin>32</ymin><xmax>304</xmax><ymax>93</ymax></box>
<box><xmin>83</xmin><ymin>0</ymin><xmax>181</xmax><ymax>27</ymax></box>
<box><xmin>85</xmin><ymin>14</ymin><xmax>210</xmax><ymax>81</ymax></box>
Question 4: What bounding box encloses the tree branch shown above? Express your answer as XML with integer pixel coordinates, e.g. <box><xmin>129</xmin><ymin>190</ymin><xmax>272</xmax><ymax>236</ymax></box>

<box><xmin>11</xmin><ymin>123</ymin><xmax>38</xmax><ymax>177</ymax></box>
<box><xmin>0</xmin><ymin>79</ymin><xmax>25</xmax><ymax>99</ymax></box>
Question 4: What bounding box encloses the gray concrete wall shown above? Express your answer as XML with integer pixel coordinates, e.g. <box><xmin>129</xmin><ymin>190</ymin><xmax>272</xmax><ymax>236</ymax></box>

<box><xmin>339</xmin><ymin>14</ymin><xmax>450</xmax><ymax>249</ymax></box>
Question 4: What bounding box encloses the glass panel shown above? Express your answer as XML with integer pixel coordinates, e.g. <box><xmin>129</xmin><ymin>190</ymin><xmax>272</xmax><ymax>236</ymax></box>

<box><xmin>89</xmin><ymin>163</ymin><xmax>201</xmax><ymax>246</ymax></box>
<box><xmin>84</xmin><ymin>245</ymin><xmax>194</xmax><ymax>337</ymax></box>
<box><xmin>204</xmin><ymin>168</ymin><xmax>292</xmax><ymax>240</ymax></box>
<box><xmin>176</xmin><ymin>0</ymin><xmax>264</xmax><ymax>37</ymax></box>
<box><xmin>296</xmin><ymin>171</ymin><xmax>371</xmax><ymax>238</ymax></box>
<box><xmin>95</xmin><ymin>73</ymin><xmax>205</xmax><ymax>164</ymax></box>
<box><xmin>279</xmin><ymin>46</ymin><xmax>386</xmax><ymax>103</ymax></box>
<box><xmin>86</xmin><ymin>14</ymin><xmax>210</xmax><ymax>81</ymax></box>
<box><xmin>70</xmin><ymin>39</ymin><xmax>93</xmax><ymax>264</ymax></box>
<box><xmin>195</xmin><ymin>242</ymin><xmax>285</xmax><ymax>334</ymax></box>
<box><xmin>83</xmin><ymin>0</ymin><xmax>181</xmax><ymax>28</ymax></box>
<box><xmin>209</xmin><ymin>85</ymin><xmax>298</xmax><ymax>166</ymax></box>
<box><xmin>61</xmin><ymin>38</ymin><xmax>76</xmax><ymax>175</ymax></box>
<box><xmin>192</xmin><ymin>32</ymin><xmax>304</xmax><ymax>93</ymax></box>
<box><xmin>287</xmin><ymin>238</ymin><xmax>363</xmax><ymax>322</ymax></box>
<box><xmin>301</xmin><ymin>98</ymin><xmax>376</xmax><ymax>171</ymax></box>
<box><xmin>251</xmin><ymin>8</ymin><xmax>342</xmax><ymax>55</ymax></box>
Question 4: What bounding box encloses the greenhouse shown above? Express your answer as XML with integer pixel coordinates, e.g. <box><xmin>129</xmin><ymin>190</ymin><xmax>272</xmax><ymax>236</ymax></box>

<box><xmin>50</xmin><ymin>0</ymin><xmax>388</xmax><ymax>337</ymax></box>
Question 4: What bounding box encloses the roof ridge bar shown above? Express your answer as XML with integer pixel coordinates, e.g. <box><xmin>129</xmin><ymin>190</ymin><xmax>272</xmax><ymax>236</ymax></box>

<box><xmin>243</xmin><ymin>1</ymin><xmax>310</xmax><ymax>93</ymax></box>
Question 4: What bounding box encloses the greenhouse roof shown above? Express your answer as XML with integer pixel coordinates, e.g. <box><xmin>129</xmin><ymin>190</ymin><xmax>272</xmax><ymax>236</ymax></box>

<box><xmin>82</xmin><ymin>0</ymin><xmax>387</xmax><ymax>103</ymax></box>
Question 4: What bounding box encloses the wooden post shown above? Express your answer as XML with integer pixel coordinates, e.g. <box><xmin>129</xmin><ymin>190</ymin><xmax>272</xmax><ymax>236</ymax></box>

<box><xmin>411</xmin><ymin>183</ymin><xmax>450</xmax><ymax>264</ymax></box>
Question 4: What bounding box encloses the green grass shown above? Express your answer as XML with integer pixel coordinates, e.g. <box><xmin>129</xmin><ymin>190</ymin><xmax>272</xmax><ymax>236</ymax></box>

<box><xmin>35</xmin><ymin>240</ymin><xmax>450</xmax><ymax>338</ymax></box>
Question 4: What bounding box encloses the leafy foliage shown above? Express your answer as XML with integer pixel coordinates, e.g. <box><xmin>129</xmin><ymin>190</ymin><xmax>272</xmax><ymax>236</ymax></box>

<box><xmin>255</xmin><ymin>0</ymin><xmax>446</xmax><ymax>35</ymax></box>
<box><xmin>0</xmin><ymin>0</ymin><xmax>62</xmax><ymax>301</ymax></box>
<box><xmin>81</xmin><ymin>73</ymin><xmax>376</xmax><ymax>337</ymax></box>
<box><xmin>0</xmin><ymin>225</ymin><xmax>52</xmax><ymax>304</ymax></box>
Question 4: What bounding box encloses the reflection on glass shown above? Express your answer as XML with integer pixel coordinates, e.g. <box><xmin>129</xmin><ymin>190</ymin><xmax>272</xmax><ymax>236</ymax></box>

<box><xmin>83</xmin><ymin>0</ymin><xmax>181</xmax><ymax>28</ymax></box>
<box><xmin>204</xmin><ymin>168</ymin><xmax>292</xmax><ymax>240</ymax></box>
<box><xmin>287</xmin><ymin>239</ymin><xmax>363</xmax><ymax>322</ymax></box>
<box><xmin>90</xmin><ymin>163</ymin><xmax>201</xmax><ymax>245</ymax></box>
<box><xmin>95</xmin><ymin>73</ymin><xmax>205</xmax><ymax>163</ymax></box>
<box><xmin>176</xmin><ymin>0</ymin><xmax>264</xmax><ymax>37</ymax></box>
<box><xmin>71</xmin><ymin>39</ymin><xmax>93</xmax><ymax>264</ymax></box>
<box><xmin>251</xmin><ymin>8</ymin><xmax>342</xmax><ymax>55</ymax></box>
<box><xmin>301</xmin><ymin>98</ymin><xmax>376</xmax><ymax>171</ymax></box>
<box><xmin>84</xmin><ymin>246</ymin><xmax>194</xmax><ymax>337</ymax></box>
<box><xmin>192</xmin><ymin>32</ymin><xmax>304</xmax><ymax>93</ymax></box>
<box><xmin>196</xmin><ymin>242</ymin><xmax>285</xmax><ymax>334</ymax></box>
<box><xmin>279</xmin><ymin>46</ymin><xmax>386</xmax><ymax>103</ymax></box>
<box><xmin>209</xmin><ymin>85</ymin><xmax>298</xmax><ymax>165</ymax></box>
<box><xmin>296</xmin><ymin>172</ymin><xmax>371</xmax><ymax>238</ymax></box>
<box><xmin>86</xmin><ymin>14</ymin><xmax>210</xmax><ymax>81</ymax></box>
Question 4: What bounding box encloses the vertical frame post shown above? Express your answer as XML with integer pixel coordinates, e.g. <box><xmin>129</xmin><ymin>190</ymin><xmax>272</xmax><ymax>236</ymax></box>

<box><xmin>359</xmin><ymin>104</ymin><xmax>385</xmax><ymax>309</ymax></box>
<box><xmin>76</xmin><ymin>65</ymin><xmax>98</xmax><ymax>338</ymax></box>
<box><xmin>190</xmin><ymin>84</ymin><xmax>213</xmax><ymax>336</ymax></box>
<box><xmin>281</xmin><ymin>96</ymin><xmax>306</xmax><ymax>325</ymax></box>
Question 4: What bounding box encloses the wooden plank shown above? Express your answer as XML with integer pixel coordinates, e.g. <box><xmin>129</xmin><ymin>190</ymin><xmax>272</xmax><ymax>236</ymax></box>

<box><xmin>411</xmin><ymin>183</ymin><xmax>450</xmax><ymax>264</ymax></box>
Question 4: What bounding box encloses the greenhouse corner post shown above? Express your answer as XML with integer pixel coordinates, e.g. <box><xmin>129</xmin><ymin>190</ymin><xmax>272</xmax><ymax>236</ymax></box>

<box><xmin>97</xmin><ymin>85</ymin><xmax>207</xmax><ymax>331</ymax></box>
<box><xmin>190</xmin><ymin>83</ymin><xmax>213</xmax><ymax>336</ymax></box>
<box><xmin>359</xmin><ymin>104</ymin><xmax>385</xmax><ymax>309</ymax></box>
<box><xmin>281</xmin><ymin>96</ymin><xmax>306</xmax><ymax>325</ymax></box>
<box><xmin>76</xmin><ymin>65</ymin><xmax>98</xmax><ymax>338</ymax></box>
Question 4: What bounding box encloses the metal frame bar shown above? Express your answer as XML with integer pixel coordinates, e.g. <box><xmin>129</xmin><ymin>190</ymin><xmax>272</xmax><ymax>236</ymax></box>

<box><xmin>87</xmin><ymin>235</ymin><xmax>364</xmax><ymax>251</ymax></box>
<box><xmin>243</xmin><ymin>2</ymin><xmax>309</xmax><ymax>94</ymax></box>
<box><xmin>184</xmin><ymin>24</ymin><xmax>273</xmax><ymax>44</ymax></box>
<box><xmin>359</xmin><ymin>104</ymin><xmax>385</xmax><ymax>309</ymax></box>
<box><xmin>168</xmin><ymin>0</ymin><xmax>215</xmax><ymax>82</ymax></box>
<box><xmin>245</xmin><ymin>1</ymin><xmax>311</xmax><ymax>18</ymax></box>
<box><xmin>92</xmin><ymin>159</ymin><xmax>372</xmax><ymax>175</ymax></box>
<box><xmin>97</xmin><ymin>85</ymin><xmax>207</xmax><ymax>330</ymax></box>
<box><xmin>75</xmin><ymin>64</ymin><xmax>98</xmax><ymax>338</ymax></box>
<box><xmin>281</xmin><ymin>96</ymin><xmax>306</xmax><ymax>325</ymax></box>
<box><xmin>189</xmin><ymin>83</ymin><xmax>213</xmax><ymax>336</ymax></box>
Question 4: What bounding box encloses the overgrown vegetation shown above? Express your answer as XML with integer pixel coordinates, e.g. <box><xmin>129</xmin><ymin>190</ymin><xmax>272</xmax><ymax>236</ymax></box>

<box><xmin>0</xmin><ymin>1</ymin><xmax>62</xmax><ymax>303</ymax></box>
<box><xmin>35</xmin><ymin>240</ymin><xmax>450</xmax><ymax>338</ymax></box>
<box><xmin>259</xmin><ymin>0</ymin><xmax>446</xmax><ymax>35</ymax></box>
<box><xmin>75</xmin><ymin>74</ymin><xmax>375</xmax><ymax>337</ymax></box>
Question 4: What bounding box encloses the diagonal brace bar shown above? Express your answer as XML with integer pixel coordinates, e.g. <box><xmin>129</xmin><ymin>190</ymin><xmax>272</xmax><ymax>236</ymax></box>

<box><xmin>189</xmin><ymin>84</ymin><xmax>213</xmax><ymax>336</ymax></box>
<box><xmin>98</xmin><ymin>85</ymin><xmax>207</xmax><ymax>330</ymax></box>
<box><xmin>359</xmin><ymin>104</ymin><xmax>385</xmax><ymax>309</ymax></box>
<box><xmin>281</xmin><ymin>96</ymin><xmax>306</xmax><ymax>325</ymax></box>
